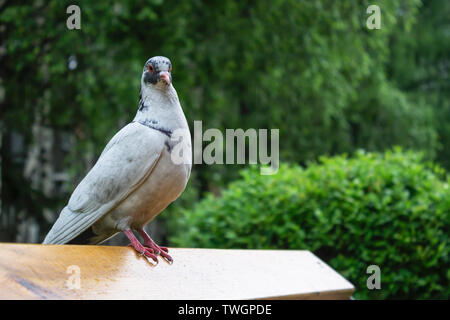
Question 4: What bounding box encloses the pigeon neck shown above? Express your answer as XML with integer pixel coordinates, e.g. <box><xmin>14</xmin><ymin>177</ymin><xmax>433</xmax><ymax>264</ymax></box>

<box><xmin>141</xmin><ymin>83</ymin><xmax>178</xmax><ymax>104</ymax></box>
<box><xmin>133</xmin><ymin>84</ymin><xmax>186</xmax><ymax>130</ymax></box>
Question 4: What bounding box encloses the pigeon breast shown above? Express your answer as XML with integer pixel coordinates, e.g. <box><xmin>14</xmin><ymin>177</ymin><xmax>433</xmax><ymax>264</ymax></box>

<box><xmin>91</xmin><ymin>126</ymin><xmax>192</xmax><ymax>240</ymax></box>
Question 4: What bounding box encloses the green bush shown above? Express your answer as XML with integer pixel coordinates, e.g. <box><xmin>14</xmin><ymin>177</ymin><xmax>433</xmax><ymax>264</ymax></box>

<box><xmin>170</xmin><ymin>149</ymin><xmax>450</xmax><ymax>299</ymax></box>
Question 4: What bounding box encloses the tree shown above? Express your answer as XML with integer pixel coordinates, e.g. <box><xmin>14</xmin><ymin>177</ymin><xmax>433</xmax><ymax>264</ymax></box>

<box><xmin>0</xmin><ymin>0</ymin><xmax>444</xmax><ymax>243</ymax></box>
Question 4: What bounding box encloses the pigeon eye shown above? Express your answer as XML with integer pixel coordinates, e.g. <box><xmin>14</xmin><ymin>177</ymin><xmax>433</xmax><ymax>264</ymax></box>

<box><xmin>148</xmin><ymin>65</ymin><xmax>154</xmax><ymax>72</ymax></box>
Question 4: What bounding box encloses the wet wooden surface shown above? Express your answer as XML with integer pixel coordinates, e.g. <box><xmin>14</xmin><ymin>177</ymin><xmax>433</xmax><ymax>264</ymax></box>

<box><xmin>0</xmin><ymin>243</ymin><xmax>354</xmax><ymax>300</ymax></box>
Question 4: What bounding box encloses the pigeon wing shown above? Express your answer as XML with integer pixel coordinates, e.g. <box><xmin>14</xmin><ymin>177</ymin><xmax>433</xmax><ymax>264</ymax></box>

<box><xmin>43</xmin><ymin>122</ymin><xmax>165</xmax><ymax>244</ymax></box>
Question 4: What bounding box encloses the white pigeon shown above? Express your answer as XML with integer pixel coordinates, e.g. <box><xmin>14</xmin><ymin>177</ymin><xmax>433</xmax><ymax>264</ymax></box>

<box><xmin>43</xmin><ymin>56</ymin><xmax>192</xmax><ymax>264</ymax></box>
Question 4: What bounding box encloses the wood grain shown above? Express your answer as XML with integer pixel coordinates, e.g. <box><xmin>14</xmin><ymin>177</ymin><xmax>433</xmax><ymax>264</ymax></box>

<box><xmin>0</xmin><ymin>243</ymin><xmax>354</xmax><ymax>300</ymax></box>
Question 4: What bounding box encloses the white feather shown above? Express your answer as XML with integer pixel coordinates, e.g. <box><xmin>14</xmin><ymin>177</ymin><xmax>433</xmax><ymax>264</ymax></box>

<box><xmin>43</xmin><ymin>79</ymin><xmax>191</xmax><ymax>244</ymax></box>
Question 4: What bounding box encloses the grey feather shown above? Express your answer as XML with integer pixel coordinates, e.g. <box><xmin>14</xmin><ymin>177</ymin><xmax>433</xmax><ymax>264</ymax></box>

<box><xmin>43</xmin><ymin>123</ymin><xmax>164</xmax><ymax>244</ymax></box>
<box><xmin>43</xmin><ymin>56</ymin><xmax>191</xmax><ymax>246</ymax></box>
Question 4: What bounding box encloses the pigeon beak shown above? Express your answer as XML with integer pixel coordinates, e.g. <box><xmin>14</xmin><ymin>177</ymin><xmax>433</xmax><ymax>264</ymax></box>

<box><xmin>159</xmin><ymin>71</ymin><xmax>171</xmax><ymax>85</ymax></box>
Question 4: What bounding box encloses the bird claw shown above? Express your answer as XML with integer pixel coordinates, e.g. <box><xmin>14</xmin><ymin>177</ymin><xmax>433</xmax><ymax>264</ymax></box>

<box><xmin>144</xmin><ymin>254</ymin><xmax>159</xmax><ymax>265</ymax></box>
<box><xmin>128</xmin><ymin>243</ymin><xmax>158</xmax><ymax>264</ymax></box>
<box><xmin>125</xmin><ymin>230</ymin><xmax>173</xmax><ymax>265</ymax></box>
<box><xmin>144</xmin><ymin>246</ymin><xmax>160</xmax><ymax>255</ymax></box>
<box><xmin>162</xmin><ymin>255</ymin><xmax>173</xmax><ymax>265</ymax></box>
<box><xmin>144</xmin><ymin>244</ymin><xmax>173</xmax><ymax>264</ymax></box>
<box><xmin>157</xmin><ymin>249</ymin><xmax>173</xmax><ymax>264</ymax></box>
<box><xmin>143</xmin><ymin>249</ymin><xmax>158</xmax><ymax>263</ymax></box>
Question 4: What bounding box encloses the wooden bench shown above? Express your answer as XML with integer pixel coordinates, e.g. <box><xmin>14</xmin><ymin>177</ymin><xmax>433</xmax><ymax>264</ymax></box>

<box><xmin>0</xmin><ymin>243</ymin><xmax>354</xmax><ymax>299</ymax></box>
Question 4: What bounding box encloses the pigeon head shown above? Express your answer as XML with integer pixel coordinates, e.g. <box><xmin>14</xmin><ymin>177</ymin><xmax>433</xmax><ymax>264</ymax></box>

<box><xmin>142</xmin><ymin>56</ymin><xmax>172</xmax><ymax>89</ymax></box>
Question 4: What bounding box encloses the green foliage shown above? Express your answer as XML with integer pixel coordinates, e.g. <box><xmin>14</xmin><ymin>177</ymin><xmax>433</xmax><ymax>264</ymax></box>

<box><xmin>1</xmin><ymin>0</ymin><xmax>448</xmax><ymax>252</ymax></box>
<box><xmin>387</xmin><ymin>0</ymin><xmax>450</xmax><ymax>168</ymax></box>
<box><xmin>171</xmin><ymin>149</ymin><xmax>450</xmax><ymax>299</ymax></box>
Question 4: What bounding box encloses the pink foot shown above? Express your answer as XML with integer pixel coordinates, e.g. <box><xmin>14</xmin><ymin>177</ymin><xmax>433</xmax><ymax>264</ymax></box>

<box><xmin>123</xmin><ymin>229</ymin><xmax>158</xmax><ymax>264</ymax></box>
<box><xmin>138</xmin><ymin>229</ymin><xmax>173</xmax><ymax>264</ymax></box>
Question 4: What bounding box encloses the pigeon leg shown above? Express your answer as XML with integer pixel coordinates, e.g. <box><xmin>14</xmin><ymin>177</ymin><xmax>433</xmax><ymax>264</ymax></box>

<box><xmin>123</xmin><ymin>229</ymin><xmax>158</xmax><ymax>263</ymax></box>
<box><xmin>138</xmin><ymin>229</ymin><xmax>173</xmax><ymax>264</ymax></box>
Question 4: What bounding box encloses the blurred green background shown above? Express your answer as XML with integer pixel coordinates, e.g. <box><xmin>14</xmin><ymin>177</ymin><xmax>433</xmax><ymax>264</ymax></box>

<box><xmin>0</xmin><ymin>0</ymin><xmax>448</xmax><ymax>299</ymax></box>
